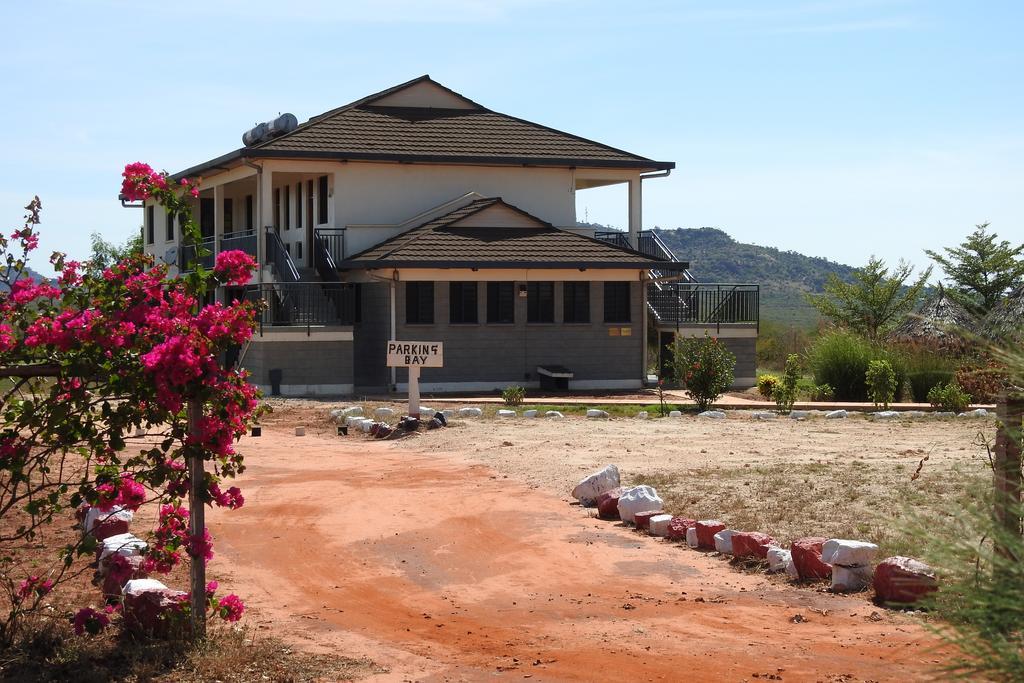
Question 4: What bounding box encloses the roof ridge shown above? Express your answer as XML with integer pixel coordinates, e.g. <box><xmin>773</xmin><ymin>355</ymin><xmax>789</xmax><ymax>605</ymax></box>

<box><xmin>372</xmin><ymin>197</ymin><xmax>502</xmax><ymax>260</ymax></box>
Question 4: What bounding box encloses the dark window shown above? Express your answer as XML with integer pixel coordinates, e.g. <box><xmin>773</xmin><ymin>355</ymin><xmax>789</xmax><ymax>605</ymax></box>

<box><xmin>273</xmin><ymin>188</ymin><xmax>280</xmax><ymax>230</ymax></box>
<box><xmin>165</xmin><ymin>210</ymin><xmax>174</xmax><ymax>241</ymax></box>
<box><xmin>306</xmin><ymin>180</ymin><xmax>314</xmax><ymax>229</ymax></box>
<box><xmin>223</xmin><ymin>198</ymin><xmax>233</xmax><ymax>233</ymax></box>
<box><xmin>245</xmin><ymin>195</ymin><xmax>253</xmax><ymax>229</ymax></box>
<box><xmin>487</xmin><ymin>282</ymin><xmax>515</xmax><ymax>323</ymax></box>
<box><xmin>296</xmin><ymin>241</ymin><xmax>303</xmax><ymax>260</ymax></box>
<box><xmin>563</xmin><ymin>282</ymin><xmax>590</xmax><ymax>323</ymax></box>
<box><xmin>199</xmin><ymin>198</ymin><xmax>214</xmax><ymax>238</ymax></box>
<box><xmin>295</xmin><ymin>183</ymin><xmax>303</xmax><ymax>229</ymax></box>
<box><xmin>527</xmin><ymin>282</ymin><xmax>554</xmax><ymax>323</ymax></box>
<box><xmin>449</xmin><ymin>282</ymin><xmax>478</xmax><ymax>324</ymax></box>
<box><xmin>405</xmin><ymin>282</ymin><xmax>434</xmax><ymax>324</ymax></box>
<box><xmin>283</xmin><ymin>185</ymin><xmax>290</xmax><ymax>230</ymax></box>
<box><xmin>603</xmin><ymin>282</ymin><xmax>631</xmax><ymax>323</ymax></box>
<box><xmin>146</xmin><ymin>206</ymin><xmax>154</xmax><ymax>244</ymax></box>
<box><xmin>317</xmin><ymin>175</ymin><xmax>328</xmax><ymax>224</ymax></box>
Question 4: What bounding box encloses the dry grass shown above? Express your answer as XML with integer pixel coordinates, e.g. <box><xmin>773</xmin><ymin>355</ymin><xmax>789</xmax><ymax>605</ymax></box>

<box><xmin>630</xmin><ymin>457</ymin><xmax>987</xmax><ymax>558</ymax></box>
<box><xmin>0</xmin><ymin>619</ymin><xmax>384</xmax><ymax>682</ymax></box>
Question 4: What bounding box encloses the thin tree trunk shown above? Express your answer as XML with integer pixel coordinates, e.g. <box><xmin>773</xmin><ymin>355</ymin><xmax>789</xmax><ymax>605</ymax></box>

<box><xmin>993</xmin><ymin>393</ymin><xmax>1024</xmax><ymax>560</ymax></box>
<box><xmin>187</xmin><ymin>399</ymin><xmax>206</xmax><ymax>638</ymax></box>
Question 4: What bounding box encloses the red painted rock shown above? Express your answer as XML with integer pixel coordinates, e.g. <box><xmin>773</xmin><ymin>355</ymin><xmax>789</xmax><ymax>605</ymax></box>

<box><xmin>873</xmin><ymin>556</ymin><xmax>938</xmax><ymax>604</ymax></box>
<box><xmin>731</xmin><ymin>531</ymin><xmax>777</xmax><ymax>559</ymax></box>
<box><xmin>596</xmin><ymin>488</ymin><xmax>625</xmax><ymax>520</ymax></box>
<box><xmin>633</xmin><ymin>510</ymin><xmax>665</xmax><ymax>531</ymax></box>
<box><xmin>695</xmin><ymin>520</ymin><xmax>727</xmax><ymax>550</ymax></box>
<box><xmin>666</xmin><ymin>517</ymin><xmax>697</xmax><ymax>541</ymax></box>
<box><xmin>790</xmin><ymin>537</ymin><xmax>831</xmax><ymax>581</ymax></box>
<box><xmin>101</xmin><ymin>555</ymin><xmax>148</xmax><ymax>599</ymax></box>
<box><xmin>92</xmin><ymin>519</ymin><xmax>131</xmax><ymax>541</ymax></box>
<box><xmin>123</xmin><ymin>580</ymin><xmax>188</xmax><ymax>638</ymax></box>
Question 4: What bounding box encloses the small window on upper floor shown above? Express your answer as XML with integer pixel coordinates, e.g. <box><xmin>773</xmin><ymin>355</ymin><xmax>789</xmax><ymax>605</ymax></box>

<box><xmin>449</xmin><ymin>282</ymin><xmax>478</xmax><ymax>324</ymax></box>
<box><xmin>224</xmin><ymin>198</ymin><xmax>233</xmax><ymax>234</ymax></box>
<box><xmin>273</xmin><ymin>189</ymin><xmax>280</xmax><ymax>230</ymax></box>
<box><xmin>245</xmin><ymin>195</ymin><xmax>254</xmax><ymax>230</ymax></box>
<box><xmin>296</xmin><ymin>242</ymin><xmax>303</xmax><ymax>260</ymax></box>
<box><xmin>317</xmin><ymin>175</ymin><xmax>329</xmax><ymax>225</ymax></box>
<box><xmin>146</xmin><ymin>205</ymin><xmax>154</xmax><ymax>244</ymax></box>
<box><xmin>486</xmin><ymin>282</ymin><xmax>515</xmax><ymax>323</ymax></box>
<box><xmin>283</xmin><ymin>185</ymin><xmax>290</xmax><ymax>230</ymax></box>
<box><xmin>165</xmin><ymin>211</ymin><xmax>174</xmax><ymax>242</ymax></box>
<box><xmin>563</xmin><ymin>282</ymin><xmax>590</xmax><ymax>323</ymax></box>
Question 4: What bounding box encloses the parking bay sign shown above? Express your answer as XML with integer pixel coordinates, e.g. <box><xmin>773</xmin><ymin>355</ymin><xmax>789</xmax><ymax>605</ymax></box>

<box><xmin>386</xmin><ymin>341</ymin><xmax>443</xmax><ymax>368</ymax></box>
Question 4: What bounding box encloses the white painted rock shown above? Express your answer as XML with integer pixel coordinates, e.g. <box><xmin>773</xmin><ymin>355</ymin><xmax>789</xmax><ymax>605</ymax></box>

<box><xmin>822</xmin><ymin>539</ymin><xmax>879</xmax><ymax>567</ymax></box>
<box><xmin>958</xmin><ymin>408</ymin><xmax>988</xmax><ymax>418</ymax></box>
<box><xmin>713</xmin><ymin>529</ymin><xmax>736</xmax><ymax>554</ymax></box>
<box><xmin>903</xmin><ymin>410</ymin><xmax>927</xmax><ymax>418</ymax></box>
<box><xmin>571</xmin><ymin>464</ymin><xmax>621</xmax><ymax>506</ymax></box>
<box><xmin>669</xmin><ymin>410</ymin><xmax>682</xmax><ymax>418</ymax></box>
<box><xmin>831</xmin><ymin>564</ymin><xmax>874</xmax><ymax>592</ymax></box>
<box><xmin>545</xmin><ymin>411</ymin><xmax>564</xmax><ymax>419</ymax></box>
<box><xmin>698</xmin><ymin>410</ymin><xmax>726</xmax><ymax>419</ymax></box>
<box><xmin>750</xmin><ymin>411</ymin><xmax>776</xmax><ymax>420</ymax></box>
<box><xmin>441</xmin><ymin>409</ymin><xmax>455</xmax><ymax>419</ymax></box>
<box><xmin>686</xmin><ymin>526</ymin><xmax>699</xmax><ymax>548</ymax></box>
<box><xmin>826</xmin><ymin>410</ymin><xmax>848</xmax><ymax>419</ymax></box>
<box><xmin>766</xmin><ymin>546</ymin><xmax>795</xmax><ymax>576</ymax></box>
<box><xmin>99</xmin><ymin>533</ymin><xmax>148</xmax><ymax>563</ymax></box>
<box><xmin>85</xmin><ymin>506</ymin><xmax>133</xmax><ymax>534</ymax></box>
<box><xmin>497</xmin><ymin>409</ymin><xmax>517</xmax><ymax>418</ymax></box>
<box><xmin>616</xmin><ymin>485</ymin><xmax>664</xmax><ymax>524</ymax></box>
<box><xmin>331</xmin><ymin>406</ymin><xmax>362</xmax><ymax>420</ymax></box>
<box><xmin>636</xmin><ymin>411</ymin><xmax>648</xmax><ymax>419</ymax></box>
<box><xmin>359</xmin><ymin>420</ymin><xmax>375</xmax><ymax>433</ymax></box>
<box><xmin>122</xmin><ymin>578</ymin><xmax>168</xmax><ymax>596</ymax></box>
<box><xmin>586</xmin><ymin>409</ymin><xmax>609</xmax><ymax>419</ymax></box>
<box><xmin>523</xmin><ymin>409</ymin><xmax>538</xmax><ymax>418</ymax></box>
<box><xmin>790</xmin><ymin>410</ymin><xmax>811</xmax><ymax>419</ymax></box>
<box><xmin>872</xmin><ymin>411</ymin><xmax>900</xmax><ymax>419</ymax></box>
<box><xmin>457</xmin><ymin>407</ymin><xmax>483</xmax><ymax>418</ymax></box>
<box><xmin>419</xmin><ymin>406</ymin><xmax>434</xmax><ymax>415</ymax></box>
<box><xmin>933</xmin><ymin>411</ymin><xmax>955</xmax><ymax>418</ymax></box>
<box><xmin>648</xmin><ymin>514</ymin><xmax>673</xmax><ymax>537</ymax></box>
<box><xmin>374</xmin><ymin>407</ymin><xmax>396</xmax><ymax>419</ymax></box>
<box><xmin>345</xmin><ymin>415</ymin><xmax>365</xmax><ymax>427</ymax></box>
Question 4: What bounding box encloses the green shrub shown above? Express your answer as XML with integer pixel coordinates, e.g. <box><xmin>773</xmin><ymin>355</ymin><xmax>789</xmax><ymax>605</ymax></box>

<box><xmin>672</xmin><ymin>333</ymin><xmax>736</xmax><ymax>412</ymax></box>
<box><xmin>954</xmin><ymin>362</ymin><xmax>1007</xmax><ymax>403</ymax></box>
<box><xmin>501</xmin><ymin>385</ymin><xmax>525</xmax><ymax>406</ymax></box>
<box><xmin>902</xmin><ymin>346</ymin><xmax>958</xmax><ymax>402</ymax></box>
<box><xmin>774</xmin><ymin>354</ymin><xmax>801</xmax><ymax>412</ymax></box>
<box><xmin>927</xmin><ymin>381</ymin><xmax>971</xmax><ymax>413</ymax></box>
<box><xmin>811</xmin><ymin>383</ymin><xmax>834</xmax><ymax>401</ymax></box>
<box><xmin>865</xmin><ymin>359</ymin><xmax>897</xmax><ymax>409</ymax></box>
<box><xmin>807</xmin><ymin>330</ymin><xmax>908</xmax><ymax>402</ymax></box>
<box><xmin>756</xmin><ymin>374</ymin><xmax>779</xmax><ymax>399</ymax></box>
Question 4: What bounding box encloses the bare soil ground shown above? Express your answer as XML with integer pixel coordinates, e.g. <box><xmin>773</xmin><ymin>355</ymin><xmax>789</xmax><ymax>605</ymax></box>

<box><xmin>206</xmin><ymin>401</ymin><xmax>992</xmax><ymax>681</ymax></box>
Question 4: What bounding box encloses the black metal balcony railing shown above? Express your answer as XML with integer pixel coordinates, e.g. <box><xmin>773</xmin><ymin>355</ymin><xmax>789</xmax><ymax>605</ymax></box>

<box><xmin>179</xmin><ymin>236</ymin><xmax>216</xmax><ymax>271</ymax></box>
<box><xmin>314</xmin><ymin>228</ymin><xmax>345</xmax><ymax>283</ymax></box>
<box><xmin>265</xmin><ymin>229</ymin><xmax>299</xmax><ymax>283</ymax></box>
<box><xmin>246</xmin><ymin>282</ymin><xmax>356</xmax><ymax>335</ymax></box>
<box><xmin>648</xmin><ymin>283</ymin><xmax>759</xmax><ymax>330</ymax></box>
<box><xmin>219</xmin><ymin>229</ymin><xmax>257</xmax><ymax>259</ymax></box>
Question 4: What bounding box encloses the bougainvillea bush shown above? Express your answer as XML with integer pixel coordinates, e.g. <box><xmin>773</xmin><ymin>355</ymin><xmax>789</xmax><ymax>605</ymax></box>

<box><xmin>0</xmin><ymin>164</ymin><xmax>262</xmax><ymax>645</ymax></box>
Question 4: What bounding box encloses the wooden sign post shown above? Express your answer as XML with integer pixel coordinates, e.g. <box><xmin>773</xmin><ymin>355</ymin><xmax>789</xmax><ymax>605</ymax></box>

<box><xmin>386</xmin><ymin>341</ymin><xmax>443</xmax><ymax>418</ymax></box>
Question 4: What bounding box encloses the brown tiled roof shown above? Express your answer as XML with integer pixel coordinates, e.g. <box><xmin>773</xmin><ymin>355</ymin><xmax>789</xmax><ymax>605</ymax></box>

<box><xmin>339</xmin><ymin>198</ymin><xmax>677</xmax><ymax>269</ymax></box>
<box><xmin>172</xmin><ymin>76</ymin><xmax>673</xmax><ymax>179</ymax></box>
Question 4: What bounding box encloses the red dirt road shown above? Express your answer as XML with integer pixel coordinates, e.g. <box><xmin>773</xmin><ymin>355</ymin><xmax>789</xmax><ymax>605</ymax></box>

<box><xmin>209</xmin><ymin>429</ymin><xmax>945</xmax><ymax>682</ymax></box>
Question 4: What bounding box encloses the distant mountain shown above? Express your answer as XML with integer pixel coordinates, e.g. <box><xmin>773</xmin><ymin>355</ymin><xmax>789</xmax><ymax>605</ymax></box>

<box><xmin>0</xmin><ymin>265</ymin><xmax>50</xmax><ymax>291</ymax></box>
<box><xmin>653</xmin><ymin>227</ymin><xmax>855</xmax><ymax>327</ymax></box>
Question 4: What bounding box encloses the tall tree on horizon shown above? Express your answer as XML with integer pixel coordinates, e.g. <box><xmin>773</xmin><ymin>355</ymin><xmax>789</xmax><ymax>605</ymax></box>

<box><xmin>925</xmin><ymin>222</ymin><xmax>1024</xmax><ymax>315</ymax></box>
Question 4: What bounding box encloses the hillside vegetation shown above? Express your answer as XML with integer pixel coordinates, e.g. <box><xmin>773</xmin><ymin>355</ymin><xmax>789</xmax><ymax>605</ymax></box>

<box><xmin>654</xmin><ymin>227</ymin><xmax>856</xmax><ymax>327</ymax></box>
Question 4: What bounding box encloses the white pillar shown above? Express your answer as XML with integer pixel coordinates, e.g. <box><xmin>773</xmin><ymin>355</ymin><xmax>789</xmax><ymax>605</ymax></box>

<box><xmin>641</xmin><ymin>274</ymin><xmax>649</xmax><ymax>383</ymax></box>
<box><xmin>331</xmin><ymin>169</ymin><xmax>343</xmax><ymax>228</ymax></box>
<box><xmin>389</xmin><ymin>279</ymin><xmax>397</xmax><ymax>387</ymax></box>
<box><xmin>258</xmin><ymin>169</ymin><xmax>273</xmax><ymax>275</ymax></box>
<box><xmin>628</xmin><ymin>176</ymin><xmax>642</xmax><ymax>250</ymax></box>
<box><xmin>408</xmin><ymin>365</ymin><xmax>421</xmax><ymax>418</ymax></box>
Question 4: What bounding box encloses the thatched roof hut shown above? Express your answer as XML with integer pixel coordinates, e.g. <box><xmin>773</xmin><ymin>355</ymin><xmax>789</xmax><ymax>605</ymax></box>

<box><xmin>983</xmin><ymin>284</ymin><xmax>1024</xmax><ymax>342</ymax></box>
<box><xmin>891</xmin><ymin>284</ymin><xmax>975</xmax><ymax>349</ymax></box>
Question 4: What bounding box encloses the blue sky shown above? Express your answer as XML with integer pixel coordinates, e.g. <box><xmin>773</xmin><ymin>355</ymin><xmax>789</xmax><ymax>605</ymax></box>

<box><xmin>1</xmin><ymin>0</ymin><xmax>1020</xmax><ymax>277</ymax></box>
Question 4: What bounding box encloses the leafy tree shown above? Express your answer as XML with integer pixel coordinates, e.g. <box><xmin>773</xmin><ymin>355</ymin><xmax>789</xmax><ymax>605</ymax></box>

<box><xmin>925</xmin><ymin>222</ymin><xmax>1024</xmax><ymax>314</ymax></box>
<box><xmin>87</xmin><ymin>230</ymin><xmax>143</xmax><ymax>276</ymax></box>
<box><xmin>805</xmin><ymin>256</ymin><xmax>931</xmax><ymax>341</ymax></box>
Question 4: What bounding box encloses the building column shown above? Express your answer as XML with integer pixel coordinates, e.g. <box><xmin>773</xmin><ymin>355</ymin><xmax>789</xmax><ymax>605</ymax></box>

<box><xmin>331</xmin><ymin>169</ymin><xmax>343</xmax><ymax>228</ymax></box>
<box><xmin>628</xmin><ymin>176</ymin><xmax>642</xmax><ymax>250</ymax></box>
<box><xmin>258</xmin><ymin>168</ymin><xmax>274</xmax><ymax>276</ymax></box>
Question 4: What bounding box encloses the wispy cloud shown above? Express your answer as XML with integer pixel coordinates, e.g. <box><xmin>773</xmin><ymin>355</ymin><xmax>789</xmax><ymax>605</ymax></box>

<box><xmin>764</xmin><ymin>16</ymin><xmax>918</xmax><ymax>34</ymax></box>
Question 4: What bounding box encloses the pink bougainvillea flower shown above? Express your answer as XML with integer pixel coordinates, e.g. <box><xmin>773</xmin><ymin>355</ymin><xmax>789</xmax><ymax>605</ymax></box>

<box><xmin>72</xmin><ymin>607</ymin><xmax>110</xmax><ymax>636</ymax></box>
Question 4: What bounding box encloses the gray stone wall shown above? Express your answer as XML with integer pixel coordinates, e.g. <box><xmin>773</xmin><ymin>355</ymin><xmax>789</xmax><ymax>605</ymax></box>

<box><xmin>388</xmin><ymin>280</ymin><xmax>644</xmax><ymax>388</ymax></box>
<box><xmin>242</xmin><ymin>335</ymin><xmax>354</xmax><ymax>392</ymax></box>
<box><xmin>720</xmin><ymin>337</ymin><xmax>757</xmax><ymax>387</ymax></box>
<box><xmin>353</xmin><ymin>283</ymin><xmax>391</xmax><ymax>389</ymax></box>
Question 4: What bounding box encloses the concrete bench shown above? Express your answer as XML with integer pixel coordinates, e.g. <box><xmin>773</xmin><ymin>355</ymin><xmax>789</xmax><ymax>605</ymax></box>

<box><xmin>537</xmin><ymin>365</ymin><xmax>573</xmax><ymax>391</ymax></box>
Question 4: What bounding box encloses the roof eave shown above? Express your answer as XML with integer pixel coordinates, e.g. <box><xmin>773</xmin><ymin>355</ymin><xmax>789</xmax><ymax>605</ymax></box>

<box><xmin>171</xmin><ymin>148</ymin><xmax>674</xmax><ymax>180</ymax></box>
<box><xmin>336</xmin><ymin>260</ymin><xmax>688</xmax><ymax>270</ymax></box>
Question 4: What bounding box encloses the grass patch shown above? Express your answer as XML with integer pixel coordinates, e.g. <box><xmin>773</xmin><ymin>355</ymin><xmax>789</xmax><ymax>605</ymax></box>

<box><xmin>0</xmin><ymin>620</ymin><xmax>384</xmax><ymax>682</ymax></box>
<box><xmin>629</xmin><ymin>459</ymin><xmax>987</xmax><ymax>559</ymax></box>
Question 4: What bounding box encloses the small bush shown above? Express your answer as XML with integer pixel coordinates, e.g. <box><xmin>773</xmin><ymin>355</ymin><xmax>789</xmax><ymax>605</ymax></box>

<box><xmin>774</xmin><ymin>354</ymin><xmax>801</xmax><ymax>412</ymax></box>
<box><xmin>954</xmin><ymin>362</ymin><xmax>1007</xmax><ymax>403</ymax></box>
<box><xmin>672</xmin><ymin>333</ymin><xmax>736</xmax><ymax>412</ymax></box>
<box><xmin>757</xmin><ymin>374</ymin><xmax>779</xmax><ymax>399</ymax></box>
<box><xmin>902</xmin><ymin>344</ymin><xmax>958</xmax><ymax>402</ymax></box>
<box><xmin>927</xmin><ymin>381</ymin><xmax>971</xmax><ymax>413</ymax></box>
<box><xmin>501</xmin><ymin>385</ymin><xmax>525</xmax><ymax>406</ymax></box>
<box><xmin>811</xmin><ymin>383</ymin><xmax>834</xmax><ymax>401</ymax></box>
<box><xmin>866</xmin><ymin>359</ymin><xmax>897</xmax><ymax>409</ymax></box>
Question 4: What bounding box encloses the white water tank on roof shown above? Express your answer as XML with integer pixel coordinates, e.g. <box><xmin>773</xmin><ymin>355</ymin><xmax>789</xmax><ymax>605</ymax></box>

<box><xmin>242</xmin><ymin>114</ymin><xmax>298</xmax><ymax>146</ymax></box>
